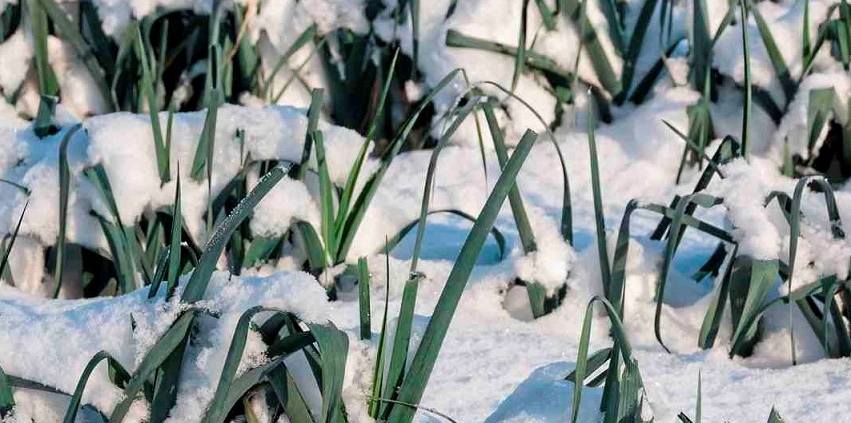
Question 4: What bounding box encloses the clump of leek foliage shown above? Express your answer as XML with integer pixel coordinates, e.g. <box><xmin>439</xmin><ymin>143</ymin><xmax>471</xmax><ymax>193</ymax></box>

<box><xmin>1</xmin><ymin>164</ymin><xmax>356</xmax><ymax>423</ymax></box>
<box><xmin>2</xmin><ymin>0</ymin><xmax>851</xmax><ymax>421</ymax></box>
<box><xmin>0</xmin><ymin>123</ymin><xmax>541</xmax><ymax>422</ymax></box>
<box><xmin>5</xmin><ymin>0</ymin><xmax>546</xmax><ymax>299</ymax></box>
<box><xmin>571</xmin><ymin>0</ymin><xmax>851</xmax><ymax>364</ymax></box>
<box><xmin>543</xmin><ymin>0</ymin><xmax>851</xmax><ymax>419</ymax></box>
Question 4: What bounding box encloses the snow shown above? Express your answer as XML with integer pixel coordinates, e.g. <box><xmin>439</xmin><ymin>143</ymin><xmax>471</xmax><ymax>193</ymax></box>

<box><xmin>769</xmin><ymin>72</ymin><xmax>851</xmax><ymax>163</ymax></box>
<box><xmin>373</xmin><ymin>0</ymin><xmax>622</xmax><ymax>146</ymax></box>
<box><xmin>0</xmin><ymin>31</ymin><xmax>31</xmax><ymax>99</ymax></box>
<box><xmin>47</xmin><ymin>37</ymin><xmax>111</xmax><ymax>118</ymax></box>
<box><xmin>0</xmin><ymin>270</ymin><xmax>329</xmax><ymax>423</ymax></box>
<box><xmin>512</xmin><ymin>207</ymin><xmax>575</xmax><ymax>294</ymax></box>
<box><xmin>250</xmin><ymin>175</ymin><xmax>320</xmax><ymax>238</ymax></box>
<box><xmin>0</xmin><ymin>104</ymin><xmax>368</xmax><ymax>272</ymax></box>
<box><xmin>4</xmin><ymin>92</ymin><xmax>851</xmax><ymax>422</ymax></box>
<box><xmin>706</xmin><ymin>157</ymin><xmax>787</xmax><ymax>260</ymax></box>
<box><xmin>4</xmin><ymin>0</ymin><xmax>851</xmax><ymax>422</ymax></box>
<box><xmin>711</xmin><ymin>0</ymin><xmax>840</xmax><ymax>104</ymax></box>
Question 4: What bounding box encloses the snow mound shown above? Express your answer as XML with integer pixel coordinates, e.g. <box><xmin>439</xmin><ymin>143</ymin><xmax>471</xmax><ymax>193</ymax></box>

<box><xmin>0</xmin><ymin>270</ymin><xmax>329</xmax><ymax>423</ymax></box>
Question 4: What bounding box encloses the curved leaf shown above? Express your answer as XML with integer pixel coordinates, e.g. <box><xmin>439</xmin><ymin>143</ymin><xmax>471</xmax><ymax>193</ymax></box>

<box><xmin>63</xmin><ymin>351</ymin><xmax>129</xmax><ymax>423</ymax></box>
<box><xmin>381</xmin><ymin>209</ymin><xmax>508</xmax><ymax>262</ymax></box>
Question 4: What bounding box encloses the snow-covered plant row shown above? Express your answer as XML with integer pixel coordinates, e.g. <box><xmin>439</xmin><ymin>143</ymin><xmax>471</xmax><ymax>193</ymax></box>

<box><xmin>2</xmin><ymin>0</ymin><xmax>850</xmax><ymax>149</ymax></box>
<box><xmin>3</xmin><ymin>83</ymin><xmax>851</xmax><ymax>422</ymax></box>
<box><xmin>0</xmin><ymin>105</ymin><xmax>543</xmax><ymax>423</ymax></box>
<box><xmin>4</xmin><ymin>0</ymin><xmax>851</xmax><ymax>422</ymax></box>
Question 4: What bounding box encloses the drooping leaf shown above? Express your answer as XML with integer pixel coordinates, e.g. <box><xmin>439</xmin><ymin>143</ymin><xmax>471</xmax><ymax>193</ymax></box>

<box><xmin>268</xmin><ymin>364</ymin><xmax>316</xmax><ymax>423</ymax></box>
<box><xmin>380</xmin><ymin>209</ymin><xmax>508</xmax><ymax>263</ymax></box>
<box><xmin>293</xmin><ymin>221</ymin><xmax>326</xmax><ymax>276</ymax></box>
<box><xmin>63</xmin><ymin>351</ymin><xmax>130</xmax><ymax>423</ymax></box>
<box><xmin>655</xmin><ymin>194</ymin><xmax>724</xmax><ymax>352</ymax></box>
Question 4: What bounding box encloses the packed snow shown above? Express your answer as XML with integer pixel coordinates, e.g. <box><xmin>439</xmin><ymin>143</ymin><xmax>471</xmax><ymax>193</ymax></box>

<box><xmin>2</xmin><ymin>0</ymin><xmax>851</xmax><ymax>422</ymax></box>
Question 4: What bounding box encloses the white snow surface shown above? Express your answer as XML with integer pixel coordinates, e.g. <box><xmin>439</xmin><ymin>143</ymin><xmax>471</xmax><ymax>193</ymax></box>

<box><xmin>3</xmin><ymin>0</ymin><xmax>851</xmax><ymax>421</ymax></box>
<box><xmin>0</xmin><ymin>270</ymin><xmax>330</xmax><ymax>423</ymax></box>
<box><xmin>2</xmin><ymin>90</ymin><xmax>851</xmax><ymax>421</ymax></box>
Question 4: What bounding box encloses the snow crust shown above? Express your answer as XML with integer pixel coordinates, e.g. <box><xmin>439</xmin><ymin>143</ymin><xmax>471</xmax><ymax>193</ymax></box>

<box><xmin>3</xmin><ymin>0</ymin><xmax>851</xmax><ymax>421</ymax></box>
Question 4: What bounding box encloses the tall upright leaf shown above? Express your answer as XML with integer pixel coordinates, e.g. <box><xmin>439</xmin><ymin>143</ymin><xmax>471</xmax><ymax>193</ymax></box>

<box><xmin>336</xmin><ymin>70</ymin><xmax>464</xmax><ymax>262</ymax></box>
<box><xmin>482</xmin><ymin>102</ymin><xmax>535</xmax><ymax>253</ymax></box>
<box><xmin>588</xmin><ymin>96</ymin><xmax>611</xmax><ymax>296</ymax></box>
<box><xmin>313</xmin><ymin>130</ymin><xmax>335</xmax><ymax>264</ymax></box>
<box><xmin>740</xmin><ymin>0</ymin><xmax>753</xmax><ymax>158</ymax></box>
<box><xmin>54</xmin><ymin>125</ymin><xmax>81</xmax><ymax>298</ymax></box>
<box><xmin>560</xmin><ymin>0</ymin><xmax>622</xmax><ymax>96</ymax></box>
<box><xmin>690</xmin><ymin>0</ymin><xmax>712</xmax><ymax>92</ymax></box>
<box><xmin>335</xmin><ymin>50</ymin><xmax>399</xmax><ymax>240</ymax></box>
<box><xmin>34</xmin><ymin>0</ymin><xmax>112</xmax><ymax>109</ymax></box>
<box><xmin>358</xmin><ymin>257</ymin><xmax>371</xmax><ymax>340</ymax></box>
<box><xmin>0</xmin><ymin>200</ymin><xmax>28</xmax><ymax>283</ymax></box>
<box><xmin>166</xmin><ymin>173</ymin><xmax>183</xmax><ymax>299</ymax></box>
<box><xmin>28</xmin><ymin>0</ymin><xmax>57</xmax><ymax>96</ymax></box>
<box><xmin>108</xmin><ymin>311</ymin><xmax>197</xmax><ymax>422</ymax></box>
<box><xmin>134</xmin><ymin>27</ymin><xmax>170</xmax><ymax>184</ymax></box>
<box><xmin>512</xmin><ymin>0</ymin><xmax>530</xmax><ymax>92</ymax></box>
<box><xmin>571</xmin><ymin>296</ymin><xmax>649</xmax><ymax>423</ymax></box>
<box><xmin>386</xmin><ymin>130</ymin><xmax>538</xmax><ymax>423</ymax></box>
<box><xmin>751</xmin><ymin>5</ymin><xmax>795</xmax><ymax>102</ymax></box>
<box><xmin>190</xmin><ymin>89</ymin><xmax>221</xmax><ymax>182</ymax></box>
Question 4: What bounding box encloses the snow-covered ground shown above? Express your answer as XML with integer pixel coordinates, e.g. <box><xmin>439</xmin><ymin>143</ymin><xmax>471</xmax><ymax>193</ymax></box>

<box><xmin>2</xmin><ymin>0</ymin><xmax>851</xmax><ymax>422</ymax></box>
<box><xmin>2</xmin><ymin>91</ymin><xmax>851</xmax><ymax>421</ymax></box>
